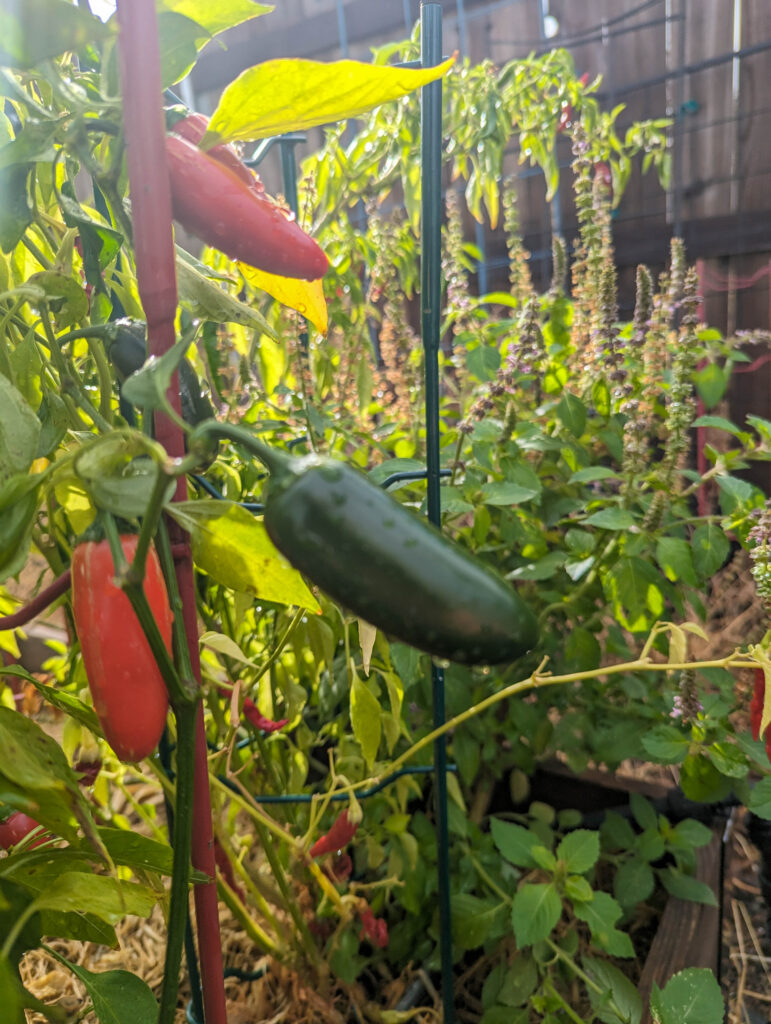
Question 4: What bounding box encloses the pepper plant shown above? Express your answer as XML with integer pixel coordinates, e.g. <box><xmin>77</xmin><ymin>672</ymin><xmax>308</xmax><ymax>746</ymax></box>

<box><xmin>0</xmin><ymin>4</ymin><xmax>766</xmax><ymax>1024</ymax></box>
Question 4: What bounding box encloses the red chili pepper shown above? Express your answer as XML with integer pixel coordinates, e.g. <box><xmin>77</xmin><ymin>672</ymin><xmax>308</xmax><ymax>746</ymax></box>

<box><xmin>0</xmin><ymin>811</ymin><xmax>48</xmax><ymax>850</ymax></box>
<box><xmin>171</xmin><ymin>112</ymin><xmax>263</xmax><ymax>192</ymax></box>
<box><xmin>359</xmin><ymin>907</ymin><xmax>389</xmax><ymax>948</ymax></box>
<box><xmin>71</xmin><ymin>535</ymin><xmax>172</xmax><ymax>762</ymax></box>
<box><xmin>242</xmin><ymin>697</ymin><xmax>288</xmax><ymax>734</ymax></box>
<box><xmin>165</xmin><ymin>135</ymin><xmax>329</xmax><ymax>281</ymax></box>
<box><xmin>309</xmin><ymin>810</ymin><xmax>359</xmax><ymax>858</ymax></box>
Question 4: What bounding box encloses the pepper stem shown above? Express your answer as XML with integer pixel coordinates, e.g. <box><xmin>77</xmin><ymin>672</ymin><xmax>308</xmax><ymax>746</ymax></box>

<box><xmin>157</xmin><ymin>700</ymin><xmax>197</xmax><ymax>1024</ymax></box>
<box><xmin>188</xmin><ymin>420</ymin><xmax>293</xmax><ymax>477</ymax></box>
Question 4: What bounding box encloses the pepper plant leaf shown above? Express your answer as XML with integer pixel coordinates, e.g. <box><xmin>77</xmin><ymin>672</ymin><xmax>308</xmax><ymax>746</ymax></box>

<box><xmin>26</xmin><ymin>873</ymin><xmax>156</xmax><ymax>927</ymax></box>
<box><xmin>176</xmin><ymin>247</ymin><xmax>276</xmax><ymax>336</ymax></box>
<box><xmin>0</xmin><ymin>377</ymin><xmax>40</xmax><ymax>482</ymax></box>
<box><xmin>167</xmin><ymin>500</ymin><xmax>321</xmax><ymax>612</ymax></box>
<box><xmin>0</xmin><ymin>666</ymin><xmax>101</xmax><ymax>735</ymax></box>
<box><xmin>205</xmin><ymin>54</ymin><xmax>456</xmax><ymax>144</ymax></box>
<box><xmin>0</xmin><ymin>708</ymin><xmax>95</xmax><ymax>847</ymax></box>
<box><xmin>43</xmin><ymin>949</ymin><xmax>158</xmax><ymax>1024</ymax></box>
<box><xmin>0</xmin><ymin>0</ymin><xmax>110</xmax><ymax>69</ymax></box>
<box><xmin>350</xmin><ymin>674</ymin><xmax>381</xmax><ymax>769</ymax></box>
<box><xmin>0</xmin><ymin>162</ymin><xmax>32</xmax><ymax>252</ymax></box>
<box><xmin>156</xmin><ymin>0</ymin><xmax>272</xmax><ymax>38</ymax></box>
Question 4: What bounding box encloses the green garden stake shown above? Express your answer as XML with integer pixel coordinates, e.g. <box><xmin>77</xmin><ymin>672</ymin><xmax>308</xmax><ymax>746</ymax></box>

<box><xmin>420</xmin><ymin>5</ymin><xmax>455</xmax><ymax>1021</ymax></box>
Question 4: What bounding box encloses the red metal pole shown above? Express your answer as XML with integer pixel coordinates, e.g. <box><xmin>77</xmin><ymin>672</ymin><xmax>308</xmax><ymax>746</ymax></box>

<box><xmin>115</xmin><ymin>4</ymin><xmax>227</xmax><ymax>1022</ymax></box>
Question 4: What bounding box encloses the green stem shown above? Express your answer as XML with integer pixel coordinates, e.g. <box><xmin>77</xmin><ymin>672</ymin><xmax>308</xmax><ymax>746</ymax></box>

<box><xmin>1</xmin><ymin>903</ymin><xmax>36</xmax><ymax>959</ymax></box>
<box><xmin>189</xmin><ymin>420</ymin><xmax>291</xmax><ymax>476</ymax></box>
<box><xmin>39</xmin><ymin>307</ymin><xmax>112</xmax><ymax>432</ymax></box>
<box><xmin>98</xmin><ymin>180</ymin><xmax>135</xmax><ymax>244</ymax></box>
<box><xmin>157</xmin><ymin>700</ymin><xmax>198</xmax><ymax>1024</ymax></box>
<box><xmin>251</xmin><ymin>814</ymin><xmax>321</xmax><ymax>964</ymax></box>
<box><xmin>129</xmin><ymin>466</ymin><xmax>172</xmax><ymax>587</ymax></box>
<box><xmin>155</xmin><ymin>520</ymin><xmax>200</xmax><ymax>704</ymax></box>
<box><xmin>379</xmin><ymin>652</ymin><xmax>757</xmax><ymax>783</ymax></box>
<box><xmin>0</xmin><ymin>298</ymin><xmax>24</xmax><ymax>383</ymax></box>
<box><xmin>681</xmin><ymin>464</ymin><xmax>720</xmax><ymax>497</ymax></box>
<box><xmin>86</xmin><ymin>336</ymin><xmax>115</xmax><ymax>425</ymax></box>
<box><xmin>249</xmin><ymin>607</ymin><xmax>305</xmax><ymax>688</ymax></box>
<box><xmin>222</xmin><ymin>836</ymin><xmax>287</xmax><ymax>942</ymax></box>
<box><xmin>216</xmin><ymin>877</ymin><xmax>279</xmax><ymax>956</ymax></box>
<box><xmin>542</xmin><ymin>978</ymin><xmax>586</xmax><ymax>1024</ymax></box>
<box><xmin>449</xmin><ymin>431</ymin><xmax>464</xmax><ymax>486</ymax></box>
<box><xmin>545</xmin><ymin>937</ymin><xmax>629</xmax><ymax>1018</ymax></box>
<box><xmin>208</xmin><ymin>778</ymin><xmax>323</xmax><ymax>963</ymax></box>
<box><xmin>0</xmin><ymin>68</ymin><xmax>49</xmax><ymax>119</ymax></box>
<box><xmin>22</xmin><ymin>235</ymin><xmax>53</xmax><ymax>270</ymax></box>
<box><xmin>466</xmin><ymin>848</ymin><xmax>510</xmax><ymax>903</ymax></box>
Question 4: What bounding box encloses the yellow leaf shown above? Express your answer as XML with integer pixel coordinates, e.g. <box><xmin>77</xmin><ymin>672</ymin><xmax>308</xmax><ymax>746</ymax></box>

<box><xmin>168</xmin><ymin>500</ymin><xmax>320</xmax><ymax>612</ymax></box>
<box><xmin>239</xmin><ymin>262</ymin><xmax>328</xmax><ymax>335</ymax></box>
<box><xmin>54</xmin><ymin>478</ymin><xmax>94</xmax><ymax>535</ymax></box>
<box><xmin>206</xmin><ymin>54</ymin><xmax>456</xmax><ymax>144</ymax></box>
<box><xmin>156</xmin><ymin>0</ymin><xmax>273</xmax><ymax>36</ymax></box>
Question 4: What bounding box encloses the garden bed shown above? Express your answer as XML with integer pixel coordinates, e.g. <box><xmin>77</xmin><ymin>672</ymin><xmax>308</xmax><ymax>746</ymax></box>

<box><xmin>17</xmin><ymin>759</ymin><xmax>743</xmax><ymax>1024</ymax></box>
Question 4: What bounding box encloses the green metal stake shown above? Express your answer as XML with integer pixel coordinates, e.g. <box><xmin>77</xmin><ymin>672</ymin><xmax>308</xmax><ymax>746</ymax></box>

<box><xmin>420</xmin><ymin>5</ymin><xmax>454</xmax><ymax>1021</ymax></box>
<box><xmin>279</xmin><ymin>137</ymin><xmax>300</xmax><ymax>217</ymax></box>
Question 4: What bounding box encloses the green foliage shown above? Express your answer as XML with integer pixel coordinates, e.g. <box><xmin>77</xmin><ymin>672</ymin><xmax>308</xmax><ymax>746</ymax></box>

<box><xmin>650</xmin><ymin>968</ymin><xmax>724</xmax><ymax>1024</ymax></box>
<box><xmin>0</xmin><ymin>4</ymin><xmax>764</xmax><ymax>1020</ymax></box>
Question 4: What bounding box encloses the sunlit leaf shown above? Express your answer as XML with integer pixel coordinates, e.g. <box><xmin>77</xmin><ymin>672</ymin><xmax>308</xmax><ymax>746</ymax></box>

<box><xmin>239</xmin><ymin>262</ymin><xmax>328</xmax><ymax>335</ymax></box>
<box><xmin>207</xmin><ymin>54</ymin><xmax>456</xmax><ymax>144</ymax></box>
<box><xmin>0</xmin><ymin>377</ymin><xmax>40</xmax><ymax>483</ymax></box>
<box><xmin>350</xmin><ymin>674</ymin><xmax>381</xmax><ymax>768</ymax></box>
<box><xmin>156</xmin><ymin>0</ymin><xmax>272</xmax><ymax>37</ymax></box>
<box><xmin>0</xmin><ymin>0</ymin><xmax>109</xmax><ymax>69</ymax></box>
<box><xmin>167</xmin><ymin>500</ymin><xmax>320</xmax><ymax>611</ymax></box>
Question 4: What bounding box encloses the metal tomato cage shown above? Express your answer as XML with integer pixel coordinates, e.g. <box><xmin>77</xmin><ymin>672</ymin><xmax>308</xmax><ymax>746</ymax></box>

<box><xmin>173</xmin><ymin>6</ymin><xmax>458</xmax><ymax>1023</ymax></box>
